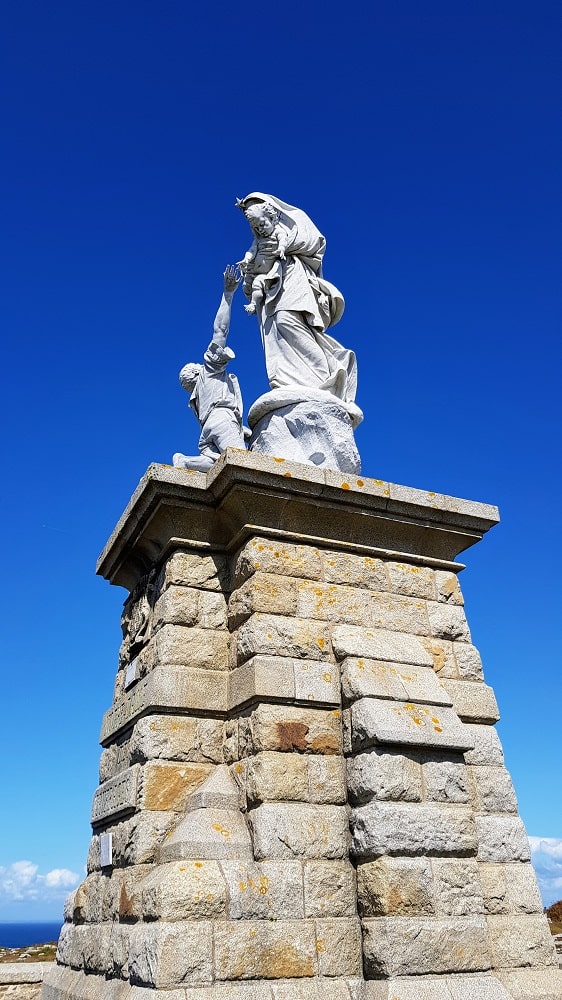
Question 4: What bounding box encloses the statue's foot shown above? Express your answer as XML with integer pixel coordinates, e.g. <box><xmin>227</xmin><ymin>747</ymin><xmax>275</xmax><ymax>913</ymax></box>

<box><xmin>245</xmin><ymin>303</ymin><xmax>256</xmax><ymax>315</ymax></box>
<box><xmin>172</xmin><ymin>452</ymin><xmax>215</xmax><ymax>472</ymax></box>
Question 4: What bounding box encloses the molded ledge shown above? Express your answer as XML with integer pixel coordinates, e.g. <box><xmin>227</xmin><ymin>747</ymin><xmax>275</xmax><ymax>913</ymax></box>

<box><xmin>97</xmin><ymin>450</ymin><xmax>500</xmax><ymax>591</ymax></box>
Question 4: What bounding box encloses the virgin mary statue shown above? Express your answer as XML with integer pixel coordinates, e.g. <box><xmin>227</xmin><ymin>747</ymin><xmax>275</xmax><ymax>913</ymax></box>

<box><xmin>237</xmin><ymin>193</ymin><xmax>358</xmax><ymax>408</ymax></box>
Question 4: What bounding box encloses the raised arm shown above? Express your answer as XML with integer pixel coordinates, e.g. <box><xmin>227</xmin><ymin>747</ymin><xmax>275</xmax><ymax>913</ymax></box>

<box><xmin>212</xmin><ymin>265</ymin><xmax>241</xmax><ymax>347</ymax></box>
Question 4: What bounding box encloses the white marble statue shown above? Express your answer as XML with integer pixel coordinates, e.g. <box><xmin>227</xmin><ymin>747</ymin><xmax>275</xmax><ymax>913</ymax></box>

<box><xmin>173</xmin><ymin>266</ymin><xmax>246</xmax><ymax>472</ymax></box>
<box><xmin>236</xmin><ymin>194</ymin><xmax>363</xmax><ymax>474</ymax></box>
<box><xmin>236</xmin><ymin>193</ymin><xmax>357</xmax><ymax>403</ymax></box>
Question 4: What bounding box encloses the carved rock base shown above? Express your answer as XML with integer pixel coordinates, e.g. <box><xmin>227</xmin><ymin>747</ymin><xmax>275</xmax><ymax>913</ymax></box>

<box><xmin>248</xmin><ymin>390</ymin><xmax>362</xmax><ymax>473</ymax></box>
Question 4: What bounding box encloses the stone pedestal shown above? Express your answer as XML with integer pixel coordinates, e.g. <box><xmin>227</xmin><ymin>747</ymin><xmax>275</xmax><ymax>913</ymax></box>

<box><xmin>43</xmin><ymin>451</ymin><xmax>562</xmax><ymax>1000</ymax></box>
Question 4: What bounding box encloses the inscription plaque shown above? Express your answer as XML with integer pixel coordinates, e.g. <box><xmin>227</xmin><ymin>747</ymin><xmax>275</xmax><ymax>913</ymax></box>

<box><xmin>91</xmin><ymin>764</ymin><xmax>140</xmax><ymax>825</ymax></box>
<box><xmin>100</xmin><ymin>833</ymin><xmax>113</xmax><ymax>868</ymax></box>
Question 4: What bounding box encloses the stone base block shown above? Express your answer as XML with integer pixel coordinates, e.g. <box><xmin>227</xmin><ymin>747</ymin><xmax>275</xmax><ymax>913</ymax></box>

<box><xmin>362</xmin><ymin>975</ymin><xmax>513</xmax><ymax>999</ymax></box>
<box><xmin>42</xmin><ymin>967</ymin><xmax>362</xmax><ymax>1000</ymax></box>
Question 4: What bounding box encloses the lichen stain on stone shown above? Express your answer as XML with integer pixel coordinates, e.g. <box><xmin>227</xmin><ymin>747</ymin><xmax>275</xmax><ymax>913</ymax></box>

<box><xmin>316</xmin><ymin>939</ymin><xmax>326</xmax><ymax>953</ymax></box>
<box><xmin>341</xmin><ymin>483</ymin><xmax>350</xmax><ymax>490</ymax></box>
<box><xmin>356</xmin><ymin>479</ymin><xmax>364</xmax><ymax>487</ymax></box>
<box><xmin>276</xmin><ymin>721</ymin><xmax>309</xmax><ymax>751</ymax></box>
<box><xmin>229</xmin><ymin>941</ymin><xmax>315</xmax><ymax>979</ymax></box>
<box><xmin>322</xmin><ymin>671</ymin><xmax>332</xmax><ymax>683</ymax></box>
<box><xmin>284</xmin><ymin>472</ymin><xmax>292</xmax><ymax>478</ymax></box>
<box><xmin>273</xmin><ymin>457</ymin><xmax>286</xmax><ymax>462</ymax></box>
<box><xmin>211</xmin><ymin>823</ymin><xmax>231</xmax><ymax>840</ymax></box>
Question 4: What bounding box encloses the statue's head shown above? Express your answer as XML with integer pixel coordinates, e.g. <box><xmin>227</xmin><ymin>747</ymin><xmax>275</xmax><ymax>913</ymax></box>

<box><xmin>240</xmin><ymin>200</ymin><xmax>279</xmax><ymax>238</ymax></box>
<box><xmin>179</xmin><ymin>363</ymin><xmax>203</xmax><ymax>392</ymax></box>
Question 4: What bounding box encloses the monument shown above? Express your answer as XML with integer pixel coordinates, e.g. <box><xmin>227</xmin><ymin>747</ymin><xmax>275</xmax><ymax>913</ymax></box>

<box><xmin>42</xmin><ymin>196</ymin><xmax>561</xmax><ymax>1000</ymax></box>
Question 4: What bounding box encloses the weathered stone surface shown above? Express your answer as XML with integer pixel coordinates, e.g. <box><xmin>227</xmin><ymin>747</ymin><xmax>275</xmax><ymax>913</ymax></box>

<box><xmin>479</xmin><ymin>862</ymin><xmax>543</xmax><ymax>914</ymax></box>
<box><xmin>487</xmin><ymin>913</ymin><xmax>558</xmax><ymax>969</ymax></box>
<box><xmin>213</xmin><ymin>920</ymin><xmax>317</xmax><ymax>980</ymax></box>
<box><xmin>130</xmin><ymin>714</ymin><xmax>224</xmax><ymax>763</ymax></box>
<box><xmin>432</xmin><ymin>858</ymin><xmax>484</xmax><ymax>915</ymax></box>
<box><xmin>361</xmin><ymin>976</ymin><xmax>513</xmax><ymax>1000</ymax></box>
<box><xmin>351</xmin><ymin>801</ymin><xmax>476</xmax><ymax>857</ymax></box>
<box><xmin>297</xmin><ymin>582</ymin><xmax>430</xmax><ymax>635</ymax></box>
<box><xmin>91</xmin><ymin>764</ymin><xmax>140</xmax><ymax>824</ymax></box>
<box><xmin>250</xmin><ymin>803</ymin><xmax>349</xmax><ymax>859</ymax></box>
<box><xmin>0</xmin><ymin>964</ymin><xmax>47</xmax><ymax>983</ymax></box>
<box><xmin>159</xmin><ymin>769</ymin><xmax>253</xmax><ymax>862</ymax></box>
<box><xmin>428</xmin><ymin>603</ymin><xmax>471</xmax><ymax>641</ymax></box>
<box><xmin>236</xmin><ymin>614</ymin><xmax>332</xmax><ymax>664</ymax></box>
<box><xmin>351</xmin><ymin>698</ymin><xmax>474</xmax><ymax>751</ymax></box>
<box><xmin>362</xmin><ymin>915</ymin><xmax>490</xmax><ymax>976</ymax></box>
<box><xmin>423</xmin><ymin>758</ymin><xmax>470</xmax><ymax>803</ymax></box>
<box><xmin>229</xmin><ymin>656</ymin><xmax>340</xmax><ymax>710</ymax></box>
<box><xmin>496</xmin><ymin>966</ymin><xmax>562</xmax><ymax>999</ymax></box>
<box><xmin>139</xmin><ymin>761</ymin><xmax>212</xmax><ymax>811</ymax></box>
<box><xmin>153</xmin><ymin>624</ymin><xmax>229</xmax><ymax>670</ymax></box>
<box><xmin>332</xmin><ymin>626</ymin><xmax>433</xmax><ymax>666</ymax></box>
<box><xmin>357</xmin><ymin>856</ymin><xmax>434</xmax><ymax>915</ymax></box>
<box><xmin>420</xmin><ymin>637</ymin><xmax>459</xmax><ymax>678</ymax></box>
<box><xmin>470</xmin><ymin>765</ymin><xmax>518</xmax><ymax>813</ymax></box>
<box><xmin>154</xmin><ymin>586</ymin><xmax>228</xmax><ymax>630</ymax></box>
<box><xmin>229</xmin><ymin>573</ymin><xmax>299</xmax><ymax>626</ymax></box>
<box><xmin>245</xmin><ymin>752</ymin><xmax>345</xmax><ymax>806</ymax></box>
<box><xmin>322</xmin><ymin>551</ymin><xmax>389</xmax><ymax>591</ymax></box>
<box><xmin>347</xmin><ymin>749</ymin><xmax>422</xmax><ymax>804</ymax></box>
<box><xmin>476</xmin><ymin>815</ymin><xmax>531</xmax><ymax>862</ymax></box>
<box><xmin>341</xmin><ymin>657</ymin><xmax>451</xmax><ymax>706</ymax></box>
<box><xmin>101</xmin><ymin>666</ymin><xmax>228</xmax><ymax>745</ymax></box>
<box><xmin>233</xmin><ymin>538</ymin><xmax>322</xmax><ymax>585</ymax></box>
<box><xmin>463</xmin><ymin>725</ymin><xmax>505</xmax><ymax>766</ymax></box>
<box><xmin>387</xmin><ymin>561</ymin><xmax>436</xmax><ymax>600</ymax></box>
<box><xmin>158</xmin><ymin>551</ymin><xmax>229</xmax><ymax>592</ymax></box>
<box><xmin>221</xmin><ymin>860</ymin><xmax>304</xmax><ymax>919</ymax></box>
<box><xmin>140</xmin><ymin>860</ymin><xmax>227</xmax><ymax>920</ymax></box>
<box><xmin>314</xmin><ymin>918</ymin><xmax>363</xmax><ymax>976</ymax></box>
<box><xmin>442</xmin><ymin>679</ymin><xmax>499</xmax><ymax>723</ymax></box>
<box><xmin>129</xmin><ymin>921</ymin><xmax>213</xmax><ymax>987</ymax></box>
<box><xmin>239</xmin><ymin>704</ymin><xmax>342</xmax><ymax>755</ymax></box>
<box><xmin>435</xmin><ymin>570</ymin><xmax>464</xmax><ymax>605</ymax></box>
<box><xmin>303</xmin><ymin>861</ymin><xmax>357</xmax><ymax>917</ymax></box>
<box><xmin>453</xmin><ymin>642</ymin><xmax>485</xmax><ymax>680</ymax></box>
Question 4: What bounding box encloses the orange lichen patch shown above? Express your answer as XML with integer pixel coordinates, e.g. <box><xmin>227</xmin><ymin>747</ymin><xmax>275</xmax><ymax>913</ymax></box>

<box><xmin>142</xmin><ymin>763</ymin><xmax>211</xmax><ymax>811</ymax></box>
<box><xmin>236</xmin><ymin>763</ymin><xmax>243</xmax><ymax>773</ymax></box>
<box><xmin>211</xmin><ymin>823</ymin><xmax>231</xmax><ymax>839</ymax></box>
<box><xmin>273</xmin><ymin>457</ymin><xmax>285</xmax><ymax>462</ymax></box>
<box><xmin>431</xmin><ymin>717</ymin><xmax>440</xmax><ymax>724</ymax></box>
<box><xmin>356</xmin><ymin>479</ymin><xmax>364</xmax><ymax>487</ymax></box>
<box><xmin>309</xmin><ymin>733</ymin><xmax>340</xmax><ymax>753</ymax></box>
<box><xmin>179</xmin><ymin>866</ymin><xmax>186</xmax><ymax>872</ymax></box>
<box><xmin>322</xmin><ymin>671</ymin><xmax>332</xmax><ymax>683</ymax></box>
<box><xmin>226</xmin><ymin>942</ymin><xmax>315</xmax><ymax>979</ymax></box>
<box><xmin>316</xmin><ymin>939</ymin><xmax>326</xmax><ymax>953</ymax></box>
<box><xmin>434</xmin><ymin>726</ymin><xmax>443</xmax><ymax>733</ymax></box>
<box><xmin>284</xmin><ymin>472</ymin><xmax>292</xmax><ymax>478</ymax></box>
<box><xmin>341</xmin><ymin>482</ymin><xmax>350</xmax><ymax>490</ymax></box>
<box><xmin>194</xmin><ymin>862</ymin><xmax>202</xmax><ymax>868</ymax></box>
<box><xmin>317</xmin><ymin>637</ymin><xmax>325</xmax><ymax>649</ymax></box>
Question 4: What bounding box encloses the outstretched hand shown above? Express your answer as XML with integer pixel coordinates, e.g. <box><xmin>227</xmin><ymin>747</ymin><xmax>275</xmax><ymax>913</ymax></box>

<box><xmin>223</xmin><ymin>264</ymin><xmax>242</xmax><ymax>294</ymax></box>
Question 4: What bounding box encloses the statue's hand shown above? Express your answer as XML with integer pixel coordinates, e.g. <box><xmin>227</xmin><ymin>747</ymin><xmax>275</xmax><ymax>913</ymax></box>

<box><xmin>224</xmin><ymin>264</ymin><xmax>242</xmax><ymax>293</ymax></box>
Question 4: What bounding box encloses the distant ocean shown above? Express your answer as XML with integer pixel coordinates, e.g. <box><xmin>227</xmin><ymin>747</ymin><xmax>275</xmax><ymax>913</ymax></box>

<box><xmin>0</xmin><ymin>923</ymin><xmax>62</xmax><ymax>948</ymax></box>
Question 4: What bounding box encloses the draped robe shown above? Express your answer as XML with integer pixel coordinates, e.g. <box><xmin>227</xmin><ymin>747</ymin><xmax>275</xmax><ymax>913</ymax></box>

<box><xmin>240</xmin><ymin>194</ymin><xmax>357</xmax><ymax>404</ymax></box>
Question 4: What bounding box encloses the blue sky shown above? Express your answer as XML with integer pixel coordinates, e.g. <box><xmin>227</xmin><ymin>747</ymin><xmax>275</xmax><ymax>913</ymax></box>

<box><xmin>1</xmin><ymin>1</ymin><xmax>561</xmax><ymax>920</ymax></box>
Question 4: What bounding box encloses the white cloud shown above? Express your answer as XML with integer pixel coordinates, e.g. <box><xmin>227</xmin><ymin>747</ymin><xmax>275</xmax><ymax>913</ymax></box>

<box><xmin>529</xmin><ymin>837</ymin><xmax>562</xmax><ymax>907</ymax></box>
<box><xmin>43</xmin><ymin>869</ymin><xmax>79</xmax><ymax>889</ymax></box>
<box><xmin>0</xmin><ymin>861</ymin><xmax>79</xmax><ymax>902</ymax></box>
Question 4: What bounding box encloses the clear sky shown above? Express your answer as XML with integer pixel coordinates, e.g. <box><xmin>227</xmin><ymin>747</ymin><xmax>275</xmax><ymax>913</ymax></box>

<box><xmin>1</xmin><ymin>1</ymin><xmax>561</xmax><ymax>920</ymax></box>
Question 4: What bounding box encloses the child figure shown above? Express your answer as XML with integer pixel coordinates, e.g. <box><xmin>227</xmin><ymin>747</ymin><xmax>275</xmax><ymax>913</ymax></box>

<box><xmin>237</xmin><ymin>201</ymin><xmax>291</xmax><ymax>315</ymax></box>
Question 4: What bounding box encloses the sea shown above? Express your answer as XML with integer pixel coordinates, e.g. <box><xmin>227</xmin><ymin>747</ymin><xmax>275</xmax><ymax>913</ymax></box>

<box><xmin>0</xmin><ymin>923</ymin><xmax>62</xmax><ymax>948</ymax></box>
